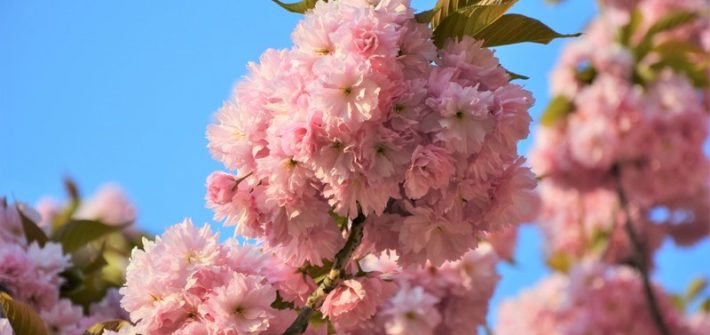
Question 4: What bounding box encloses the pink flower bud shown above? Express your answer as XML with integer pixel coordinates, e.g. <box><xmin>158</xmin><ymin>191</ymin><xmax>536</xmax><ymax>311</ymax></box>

<box><xmin>206</xmin><ymin>172</ymin><xmax>238</xmax><ymax>205</ymax></box>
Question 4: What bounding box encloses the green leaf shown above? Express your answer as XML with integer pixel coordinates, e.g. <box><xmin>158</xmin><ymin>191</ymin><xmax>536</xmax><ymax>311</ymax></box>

<box><xmin>669</xmin><ymin>293</ymin><xmax>686</xmax><ymax>311</ymax></box>
<box><xmin>651</xmin><ymin>52</ymin><xmax>709</xmax><ymax>88</ymax></box>
<box><xmin>474</xmin><ymin>14</ymin><xmax>580</xmax><ymax>47</ymax></box>
<box><xmin>17</xmin><ymin>205</ymin><xmax>49</xmax><ymax>247</ymax></box>
<box><xmin>505</xmin><ymin>69</ymin><xmax>529</xmax><ymax>80</ymax></box>
<box><xmin>271</xmin><ymin>291</ymin><xmax>296</xmax><ymax>310</ymax></box>
<box><xmin>646</xmin><ymin>10</ymin><xmax>699</xmax><ymax>37</ymax></box>
<box><xmin>540</xmin><ymin>95</ymin><xmax>574</xmax><ymax>127</ymax></box>
<box><xmin>635</xmin><ymin>10</ymin><xmax>700</xmax><ymax>59</ymax></box>
<box><xmin>618</xmin><ymin>9</ymin><xmax>643</xmax><ymax>46</ymax></box>
<box><xmin>51</xmin><ymin>220</ymin><xmax>127</xmax><ymax>253</ymax></box>
<box><xmin>431</xmin><ymin>0</ymin><xmax>474</xmax><ymax>28</ymax></box>
<box><xmin>686</xmin><ymin>277</ymin><xmax>708</xmax><ymax>302</ymax></box>
<box><xmin>574</xmin><ymin>65</ymin><xmax>597</xmax><ymax>85</ymax></box>
<box><xmin>545</xmin><ymin>250</ymin><xmax>572</xmax><ymax>273</ymax></box>
<box><xmin>701</xmin><ymin>298</ymin><xmax>710</xmax><ymax>312</ymax></box>
<box><xmin>329</xmin><ymin>210</ymin><xmax>349</xmax><ymax>231</ymax></box>
<box><xmin>62</xmin><ymin>271</ymin><xmax>111</xmax><ymax>308</ymax></box>
<box><xmin>83</xmin><ymin>320</ymin><xmax>130</xmax><ymax>335</ymax></box>
<box><xmin>655</xmin><ymin>40</ymin><xmax>706</xmax><ymax>57</ymax></box>
<box><xmin>300</xmin><ymin>260</ymin><xmax>333</xmax><ymax>284</ymax></box>
<box><xmin>432</xmin><ymin>0</ymin><xmax>518</xmax><ymax>47</ymax></box>
<box><xmin>83</xmin><ymin>243</ymin><xmax>109</xmax><ymax>273</ymax></box>
<box><xmin>0</xmin><ymin>292</ymin><xmax>49</xmax><ymax>335</ymax></box>
<box><xmin>587</xmin><ymin>228</ymin><xmax>611</xmax><ymax>254</ymax></box>
<box><xmin>64</xmin><ymin>177</ymin><xmax>81</xmax><ymax>204</ymax></box>
<box><xmin>327</xmin><ymin>319</ymin><xmax>337</xmax><ymax>335</ymax></box>
<box><xmin>415</xmin><ymin>9</ymin><xmax>436</xmax><ymax>24</ymax></box>
<box><xmin>271</xmin><ymin>0</ymin><xmax>318</xmax><ymax>14</ymax></box>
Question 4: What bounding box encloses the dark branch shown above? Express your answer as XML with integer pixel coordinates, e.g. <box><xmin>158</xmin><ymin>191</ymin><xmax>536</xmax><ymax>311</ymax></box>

<box><xmin>614</xmin><ymin>167</ymin><xmax>672</xmax><ymax>335</ymax></box>
<box><xmin>282</xmin><ymin>210</ymin><xmax>367</xmax><ymax>335</ymax></box>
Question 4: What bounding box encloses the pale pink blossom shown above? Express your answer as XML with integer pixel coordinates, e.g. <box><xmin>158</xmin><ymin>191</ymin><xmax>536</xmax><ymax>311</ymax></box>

<box><xmin>321</xmin><ymin>277</ymin><xmax>396</xmax><ymax>331</ymax></box>
<box><xmin>201</xmin><ymin>273</ymin><xmax>276</xmax><ymax>334</ymax></box>
<box><xmin>497</xmin><ymin>262</ymin><xmax>697</xmax><ymax>335</ymax></box>
<box><xmin>404</xmin><ymin>145</ymin><xmax>455</xmax><ymax>199</ymax></box>
<box><xmin>0</xmin><ymin>319</ymin><xmax>12</xmax><ymax>335</ymax></box>
<box><xmin>207</xmin><ymin>0</ymin><xmax>535</xmax><ymax>269</ymax></box>
<box><xmin>75</xmin><ymin>184</ymin><xmax>136</xmax><ymax>226</ymax></box>
<box><xmin>380</xmin><ymin>285</ymin><xmax>441</xmax><ymax>335</ymax></box>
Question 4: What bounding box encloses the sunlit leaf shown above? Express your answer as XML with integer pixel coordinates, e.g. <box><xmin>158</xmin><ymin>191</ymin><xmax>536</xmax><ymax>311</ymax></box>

<box><xmin>587</xmin><ymin>228</ymin><xmax>611</xmax><ymax>254</ymax></box>
<box><xmin>654</xmin><ymin>40</ymin><xmax>706</xmax><ymax>57</ymax></box>
<box><xmin>271</xmin><ymin>0</ymin><xmax>318</xmax><ymax>14</ymax></box>
<box><xmin>51</xmin><ymin>220</ymin><xmax>127</xmax><ymax>253</ymax></box>
<box><xmin>83</xmin><ymin>319</ymin><xmax>130</xmax><ymax>335</ymax></box>
<box><xmin>0</xmin><ymin>292</ymin><xmax>48</xmax><ymax>335</ymax></box>
<box><xmin>669</xmin><ymin>293</ymin><xmax>686</xmax><ymax>311</ymax></box>
<box><xmin>618</xmin><ymin>9</ymin><xmax>642</xmax><ymax>46</ymax></box>
<box><xmin>540</xmin><ymin>95</ymin><xmax>574</xmax><ymax>127</ymax></box>
<box><xmin>686</xmin><ymin>277</ymin><xmax>708</xmax><ymax>302</ymax></box>
<box><xmin>635</xmin><ymin>10</ymin><xmax>700</xmax><ymax>59</ymax></box>
<box><xmin>646</xmin><ymin>10</ymin><xmax>699</xmax><ymax>37</ymax></box>
<box><xmin>301</xmin><ymin>260</ymin><xmax>333</xmax><ymax>284</ymax></box>
<box><xmin>432</xmin><ymin>0</ymin><xmax>518</xmax><ymax>47</ymax></box>
<box><xmin>545</xmin><ymin>250</ymin><xmax>572</xmax><ymax>273</ymax></box>
<box><xmin>651</xmin><ymin>52</ymin><xmax>709</xmax><ymax>88</ymax></box>
<box><xmin>475</xmin><ymin>14</ymin><xmax>580</xmax><ymax>47</ymax></box>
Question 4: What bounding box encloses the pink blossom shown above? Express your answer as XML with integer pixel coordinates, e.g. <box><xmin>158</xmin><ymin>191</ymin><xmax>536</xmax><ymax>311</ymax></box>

<box><xmin>310</xmin><ymin>55</ymin><xmax>382</xmax><ymax>130</ymax></box>
<box><xmin>380</xmin><ymin>285</ymin><xmax>441</xmax><ymax>335</ymax></box>
<box><xmin>201</xmin><ymin>273</ymin><xmax>276</xmax><ymax>334</ymax></box>
<box><xmin>404</xmin><ymin>145</ymin><xmax>455</xmax><ymax>199</ymax></box>
<box><xmin>428</xmin><ymin>82</ymin><xmax>495</xmax><ymax>155</ymax></box>
<box><xmin>75</xmin><ymin>184</ymin><xmax>136</xmax><ymax>226</ymax></box>
<box><xmin>497</xmin><ymin>262</ymin><xmax>697</xmax><ymax>335</ymax></box>
<box><xmin>398</xmin><ymin>203</ymin><xmax>474</xmax><ymax>267</ymax></box>
<box><xmin>206</xmin><ymin>0</ymin><xmax>535</xmax><ymax>269</ymax></box>
<box><xmin>321</xmin><ymin>277</ymin><xmax>396</xmax><ymax>331</ymax></box>
<box><xmin>0</xmin><ymin>319</ymin><xmax>12</xmax><ymax>335</ymax></box>
<box><xmin>41</xmin><ymin>299</ymin><xmax>85</xmax><ymax>335</ymax></box>
<box><xmin>206</xmin><ymin>171</ymin><xmax>240</xmax><ymax>205</ymax></box>
<box><xmin>120</xmin><ymin>219</ymin><xmax>294</xmax><ymax>334</ymax></box>
<box><xmin>0</xmin><ymin>200</ymin><xmax>26</xmax><ymax>245</ymax></box>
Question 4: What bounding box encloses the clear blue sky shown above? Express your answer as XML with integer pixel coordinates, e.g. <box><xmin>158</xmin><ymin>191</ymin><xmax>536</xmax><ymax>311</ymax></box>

<box><xmin>1</xmin><ymin>0</ymin><xmax>708</xmax><ymax>326</ymax></box>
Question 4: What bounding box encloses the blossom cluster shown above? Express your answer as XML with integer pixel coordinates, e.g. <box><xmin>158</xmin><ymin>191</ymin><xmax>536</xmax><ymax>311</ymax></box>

<box><xmin>0</xmin><ymin>199</ymin><xmax>127</xmax><ymax>335</ymax></box>
<box><xmin>343</xmin><ymin>244</ymin><xmax>502</xmax><ymax>335</ymax></box>
<box><xmin>117</xmin><ymin>219</ymin><xmax>510</xmax><ymax>335</ymax></box>
<box><xmin>37</xmin><ymin>183</ymin><xmax>138</xmax><ymax>229</ymax></box>
<box><xmin>530</xmin><ymin>0</ymin><xmax>710</xmax><ymax>262</ymax></box>
<box><xmin>118</xmin><ymin>219</ymin><xmax>313</xmax><ymax>334</ymax></box>
<box><xmin>206</xmin><ymin>0</ymin><xmax>537</xmax><ymax>268</ymax></box>
<box><xmin>497</xmin><ymin>262</ymin><xmax>708</xmax><ymax>335</ymax></box>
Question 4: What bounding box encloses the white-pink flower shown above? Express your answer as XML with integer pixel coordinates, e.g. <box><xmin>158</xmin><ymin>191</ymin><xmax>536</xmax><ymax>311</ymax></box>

<box><xmin>201</xmin><ymin>273</ymin><xmax>276</xmax><ymax>334</ymax></box>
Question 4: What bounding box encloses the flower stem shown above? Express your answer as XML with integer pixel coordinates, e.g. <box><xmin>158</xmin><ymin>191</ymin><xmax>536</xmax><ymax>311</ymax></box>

<box><xmin>282</xmin><ymin>210</ymin><xmax>367</xmax><ymax>335</ymax></box>
<box><xmin>613</xmin><ymin>168</ymin><xmax>671</xmax><ymax>335</ymax></box>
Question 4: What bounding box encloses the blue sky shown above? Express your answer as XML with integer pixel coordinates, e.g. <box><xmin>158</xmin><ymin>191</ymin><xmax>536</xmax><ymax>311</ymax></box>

<box><xmin>1</xmin><ymin>0</ymin><xmax>708</xmax><ymax>326</ymax></box>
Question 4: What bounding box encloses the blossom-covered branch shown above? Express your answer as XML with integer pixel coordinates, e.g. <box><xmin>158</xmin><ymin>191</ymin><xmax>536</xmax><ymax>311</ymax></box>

<box><xmin>283</xmin><ymin>211</ymin><xmax>366</xmax><ymax>334</ymax></box>
<box><xmin>615</xmin><ymin>168</ymin><xmax>671</xmax><ymax>335</ymax></box>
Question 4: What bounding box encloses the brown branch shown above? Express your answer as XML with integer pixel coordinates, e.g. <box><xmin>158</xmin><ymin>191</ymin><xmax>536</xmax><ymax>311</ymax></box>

<box><xmin>613</xmin><ymin>168</ymin><xmax>672</xmax><ymax>335</ymax></box>
<box><xmin>282</xmin><ymin>210</ymin><xmax>367</xmax><ymax>335</ymax></box>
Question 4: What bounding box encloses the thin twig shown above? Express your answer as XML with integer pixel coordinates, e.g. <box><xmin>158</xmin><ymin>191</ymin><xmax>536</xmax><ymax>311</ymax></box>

<box><xmin>282</xmin><ymin>210</ymin><xmax>367</xmax><ymax>335</ymax></box>
<box><xmin>613</xmin><ymin>167</ymin><xmax>672</xmax><ymax>335</ymax></box>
